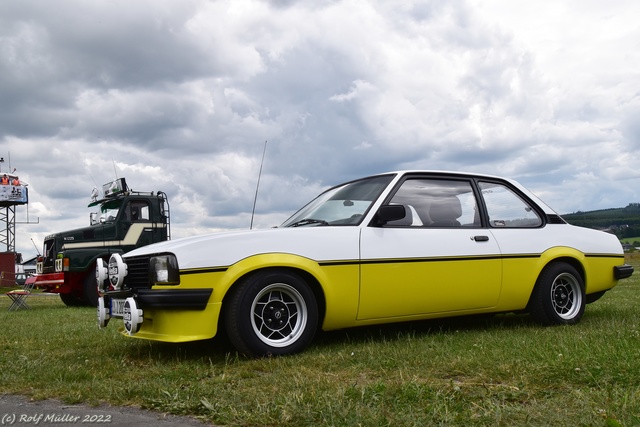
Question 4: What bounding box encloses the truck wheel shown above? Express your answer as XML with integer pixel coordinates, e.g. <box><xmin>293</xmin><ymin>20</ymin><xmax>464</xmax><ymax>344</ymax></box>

<box><xmin>60</xmin><ymin>293</ymin><xmax>84</xmax><ymax>307</ymax></box>
<box><xmin>224</xmin><ymin>270</ymin><xmax>318</xmax><ymax>357</ymax></box>
<box><xmin>83</xmin><ymin>270</ymin><xmax>100</xmax><ymax>306</ymax></box>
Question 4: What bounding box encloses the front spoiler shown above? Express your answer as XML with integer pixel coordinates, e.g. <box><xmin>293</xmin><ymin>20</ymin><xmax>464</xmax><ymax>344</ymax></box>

<box><xmin>102</xmin><ymin>288</ymin><xmax>213</xmax><ymax>310</ymax></box>
<box><xmin>614</xmin><ymin>264</ymin><xmax>634</xmax><ymax>280</ymax></box>
<box><xmin>98</xmin><ymin>288</ymin><xmax>215</xmax><ymax>336</ymax></box>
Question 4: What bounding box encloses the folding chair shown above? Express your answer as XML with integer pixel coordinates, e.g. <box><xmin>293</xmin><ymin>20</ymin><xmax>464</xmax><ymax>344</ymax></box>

<box><xmin>7</xmin><ymin>275</ymin><xmax>35</xmax><ymax>311</ymax></box>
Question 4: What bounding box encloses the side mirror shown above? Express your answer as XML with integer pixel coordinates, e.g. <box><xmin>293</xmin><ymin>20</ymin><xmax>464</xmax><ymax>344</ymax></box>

<box><xmin>90</xmin><ymin>212</ymin><xmax>98</xmax><ymax>225</ymax></box>
<box><xmin>376</xmin><ymin>205</ymin><xmax>406</xmax><ymax>225</ymax></box>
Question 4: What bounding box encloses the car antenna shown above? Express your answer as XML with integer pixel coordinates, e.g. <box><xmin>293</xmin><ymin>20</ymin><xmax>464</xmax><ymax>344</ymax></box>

<box><xmin>250</xmin><ymin>141</ymin><xmax>268</xmax><ymax>230</ymax></box>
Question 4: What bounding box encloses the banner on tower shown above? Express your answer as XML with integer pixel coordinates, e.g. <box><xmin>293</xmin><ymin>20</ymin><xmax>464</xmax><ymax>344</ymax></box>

<box><xmin>0</xmin><ymin>184</ymin><xmax>28</xmax><ymax>204</ymax></box>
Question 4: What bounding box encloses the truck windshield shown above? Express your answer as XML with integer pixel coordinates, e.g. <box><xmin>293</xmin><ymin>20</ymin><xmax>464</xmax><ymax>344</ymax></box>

<box><xmin>100</xmin><ymin>200</ymin><xmax>121</xmax><ymax>223</ymax></box>
<box><xmin>280</xmin><ymin>174</ymin><xmax>394</xmax><ymax>227</ymax></box>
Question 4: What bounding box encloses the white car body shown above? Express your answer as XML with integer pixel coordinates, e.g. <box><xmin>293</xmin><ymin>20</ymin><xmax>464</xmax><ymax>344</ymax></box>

<box><xmin>97</xmin><ymin>171</ymin><xmax>632</xmax><ymax>356</ymax></box>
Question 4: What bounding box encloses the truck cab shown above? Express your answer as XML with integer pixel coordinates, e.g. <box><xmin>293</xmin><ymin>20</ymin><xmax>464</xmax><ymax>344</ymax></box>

<box><xmin>35</xmin><ymin>178</ymin><xmax>170</xmax><ymax>306</ymax></box>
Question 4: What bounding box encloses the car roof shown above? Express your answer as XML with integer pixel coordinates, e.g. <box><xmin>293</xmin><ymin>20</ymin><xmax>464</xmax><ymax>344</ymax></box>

<box><xmin>374</xmin><ymin>170</ymin><xmax>505</xmax><ymax>180</ymax></box>
<box><xmin>364</xmin><ymin>170</ymin><xmax>557</xmax><ymax>215</ymax></box>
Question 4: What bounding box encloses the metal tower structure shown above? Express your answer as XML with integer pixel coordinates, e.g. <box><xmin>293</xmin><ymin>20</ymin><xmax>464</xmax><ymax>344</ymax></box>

<box><xmin>0</xmin><ymin>161</ymin><xmax>29</xmax><ymax>253</ymax></box>
<box><xmin>0</xmin><ymin>204</ymin><xmax>17</xmax><ymax>252</ymax></box>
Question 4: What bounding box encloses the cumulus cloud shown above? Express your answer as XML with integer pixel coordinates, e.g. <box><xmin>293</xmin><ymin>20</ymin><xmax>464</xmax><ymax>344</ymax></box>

<box><xmin>1</xmin><ymin>0</ymin><xmax>639</xmax><ymax>256</ymax></box>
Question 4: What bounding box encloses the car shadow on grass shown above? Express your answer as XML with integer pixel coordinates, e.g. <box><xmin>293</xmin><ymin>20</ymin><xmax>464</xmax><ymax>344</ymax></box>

<box><xmin>113</xmin><ymin>313</ymin><xmax>540</xmax><ymax>363</ymax></box>
<box><xmin>311</xmin><ymin>312</ymin><xmax>538</xmax><ymax>351</ymax></box>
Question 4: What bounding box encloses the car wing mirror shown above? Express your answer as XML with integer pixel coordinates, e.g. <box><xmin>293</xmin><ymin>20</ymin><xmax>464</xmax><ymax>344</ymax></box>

<box><xmin>375</xmin><ymin>204</ymin><xmax>406</xmax><ymax>225</ymax></box>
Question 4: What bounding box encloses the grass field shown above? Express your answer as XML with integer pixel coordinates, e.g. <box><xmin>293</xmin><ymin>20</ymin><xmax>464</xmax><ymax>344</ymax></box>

<box><xmin>621</xmin><ymin>237</ymin><xmax>640</xmax><ymax>243</ymax></box>
<box><xmin>2</xmin><ymin>257</ymin><xmax>640</xmax><ymax>426</ymax></box>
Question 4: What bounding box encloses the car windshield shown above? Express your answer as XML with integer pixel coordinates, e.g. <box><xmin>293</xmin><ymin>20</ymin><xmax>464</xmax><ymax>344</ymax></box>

<box><xmin>281</xmin><ymin>175</ymin><xmax>394</xmax><ymax>227</ymax></box>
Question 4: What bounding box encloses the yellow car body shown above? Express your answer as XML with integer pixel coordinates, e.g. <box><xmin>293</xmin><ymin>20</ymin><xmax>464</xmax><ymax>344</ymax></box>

<box><xmin>97</xmin><ymin>171</ymin><xmax>632</xmax><ymax>356</ymax></box>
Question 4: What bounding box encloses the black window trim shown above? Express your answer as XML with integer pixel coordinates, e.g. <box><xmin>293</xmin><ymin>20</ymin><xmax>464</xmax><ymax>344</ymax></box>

<box><xmin>472</xmin><ymin>178</ymin><xmax>547</xmax><ymax>229</ymax></box>
<box><xmin>374</xmin><ymin>173</ymin><xmax>483</xmax><ymax>228</ymax></box>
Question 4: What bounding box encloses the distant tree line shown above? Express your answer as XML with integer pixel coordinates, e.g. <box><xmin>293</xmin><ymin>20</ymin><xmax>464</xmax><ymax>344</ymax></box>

<box><xmin>562</xmin><ymin>203</ymin><xmax>640</xmax><ymax>238</ymax></box>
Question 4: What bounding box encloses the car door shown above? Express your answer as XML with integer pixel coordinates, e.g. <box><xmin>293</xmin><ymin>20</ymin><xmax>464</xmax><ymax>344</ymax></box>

<box><xmin>474</xmin><ymin>179</ymin><xmax>549</xmax><ymax>305</ymax></box>
<box><xmin>358</xmin><ymin>176</ymin><xmax>502</xmax><ymax>320</ymax></box>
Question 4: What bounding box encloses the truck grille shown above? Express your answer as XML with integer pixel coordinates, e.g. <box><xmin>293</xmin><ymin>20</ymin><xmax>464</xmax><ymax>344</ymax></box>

<box><xmin>123</xmin><ymin>256</ymin><xmax>151</xmax><ymax>289</ymax></box>
<box><xmin>42</xmin><ymin>239</ymin><xmax>57</xmax><ymax>269</ymax></box>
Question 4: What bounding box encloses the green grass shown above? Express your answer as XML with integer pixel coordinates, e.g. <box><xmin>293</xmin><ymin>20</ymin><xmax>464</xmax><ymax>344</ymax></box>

<box><xmin>2</xmin><ymin>257</ymin><xmax>640</xmax><ymax>426</ymax></box>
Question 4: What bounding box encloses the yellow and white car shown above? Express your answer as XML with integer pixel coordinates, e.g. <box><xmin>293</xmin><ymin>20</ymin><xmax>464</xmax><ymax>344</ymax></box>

<box><xmin>96</xmin><ymin>171</ymin><xmax>633</xmax><ymax>356</ymax></box>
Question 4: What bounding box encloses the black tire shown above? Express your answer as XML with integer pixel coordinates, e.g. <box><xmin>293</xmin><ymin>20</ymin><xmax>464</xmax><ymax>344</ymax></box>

<box><xmin>529</xmin><ymin>262</ymin><xmax>585</xmax><ymax>325</ymax></box>
<box><xmin>59</xmin><ymin>292</ymin><xmax>84</xmax><ymax>307</ymax></box>
<box><xmin>224</xmin><ymin>270</ymin><xmax>318</xmax><ymax>357</ymax></box>
<box><xmin>83</xmin><ymin>269</ymin><xmax>100</xmax><ymax>307</ymax></box>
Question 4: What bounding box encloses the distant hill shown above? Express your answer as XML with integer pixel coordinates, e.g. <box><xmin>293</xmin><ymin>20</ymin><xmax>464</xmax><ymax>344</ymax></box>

<box><xmin>562</xmin><ymin>203</ymin><xmax>640</xmax><ymax>238</ymax></box>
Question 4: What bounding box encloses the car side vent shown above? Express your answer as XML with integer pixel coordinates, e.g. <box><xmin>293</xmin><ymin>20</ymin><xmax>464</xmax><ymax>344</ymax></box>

<box><xmin>546</xmin><ymin>214</ymin><xmax>566</xmax><ymax>224</ymax></box>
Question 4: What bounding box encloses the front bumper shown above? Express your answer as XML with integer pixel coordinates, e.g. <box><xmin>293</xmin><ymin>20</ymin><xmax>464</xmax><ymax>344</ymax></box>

<box><xmin>98</xmin><ymin>288</ymin><xmax>214</xmax><ymax>336</ymax></box>
<box><xmin>32</xmin><ymin>272</ymin><xmax>65</xmax><ymax>291</ymax></box>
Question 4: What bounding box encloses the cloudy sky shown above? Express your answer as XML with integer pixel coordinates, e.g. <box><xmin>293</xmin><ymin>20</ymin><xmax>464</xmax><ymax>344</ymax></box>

<box><xmin>2</xmin><ymin>0</ymin><xmax>639</xmax><ymax>258</ymax></box>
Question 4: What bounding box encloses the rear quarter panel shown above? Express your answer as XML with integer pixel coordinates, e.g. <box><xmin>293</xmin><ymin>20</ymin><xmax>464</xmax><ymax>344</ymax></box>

<box><xmin>490</xmin><ymin>224</ymin><xmax>624</xmax><ymax>311</ymax></box>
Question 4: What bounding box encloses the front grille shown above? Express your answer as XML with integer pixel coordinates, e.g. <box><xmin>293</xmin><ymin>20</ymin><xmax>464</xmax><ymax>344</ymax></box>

<box><xmin>123</xmin><ymin>256</ymin><xmax>150</xmax><ymax>289</ymax></box>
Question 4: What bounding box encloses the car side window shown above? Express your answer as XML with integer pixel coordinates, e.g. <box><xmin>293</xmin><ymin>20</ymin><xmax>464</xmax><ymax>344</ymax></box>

<box><xmin>387</xmin><ymin>179</ymin><xmax>479</xmax><ymax>227</ymax></box>
<box><xmin>479</xmin><ymin>181</ymin><xmax>542</xmax><ymax>227</ymax></box>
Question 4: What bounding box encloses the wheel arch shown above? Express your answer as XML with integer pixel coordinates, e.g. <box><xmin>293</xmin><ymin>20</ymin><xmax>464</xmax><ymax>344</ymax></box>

<box><xmin>526</xmin><ymin>255</ymin><xmax>586</xmax><ymax>310</ymax></box>
<box><xmin>219</xmin><ymin>264</ymin><xmax>328</xmax><ymax>334</ymax></box>
<box><xmin>546</xmin><ymin>256</ymin><xmax>586</xmax><ymax>283</ymax></box>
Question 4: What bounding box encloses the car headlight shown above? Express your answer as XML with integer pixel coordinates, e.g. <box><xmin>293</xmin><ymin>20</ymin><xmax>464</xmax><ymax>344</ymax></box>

<box><xmin>149</xmin><ymin>254</ymin><xmax>180</xmax><ymax>286</ymax></box>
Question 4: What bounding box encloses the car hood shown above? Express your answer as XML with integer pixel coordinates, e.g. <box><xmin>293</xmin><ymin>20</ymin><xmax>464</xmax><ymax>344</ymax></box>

<box><xmin>124</xmin><ymin>227</ymin><xmax>362</xmax><ymax>270</ymax></box>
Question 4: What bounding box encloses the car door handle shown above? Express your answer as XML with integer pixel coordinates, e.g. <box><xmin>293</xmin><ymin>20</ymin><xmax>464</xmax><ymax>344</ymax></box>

<box><xmin>472</xmin><ymin>235</ymin><xmax>489</xmax><ymax>242</ymax></box>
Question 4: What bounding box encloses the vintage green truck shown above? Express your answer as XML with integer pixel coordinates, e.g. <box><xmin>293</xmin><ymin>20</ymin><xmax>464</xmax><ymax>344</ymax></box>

<box><xmin>34</xmin><ymin>178</ymin><xmax>170</xmax><ymax>306</ymax></box>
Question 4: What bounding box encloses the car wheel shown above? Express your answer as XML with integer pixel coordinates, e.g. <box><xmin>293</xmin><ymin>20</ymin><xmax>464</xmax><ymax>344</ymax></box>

<box><xmin>529</xmin><ymin>262</ymin><xmax>585</xmax><ymax>325</ymax></box>
<box><xmin>225</xmin><ymin>270</ymin><xmax>318</xmax><ymax>357</ymax></box>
